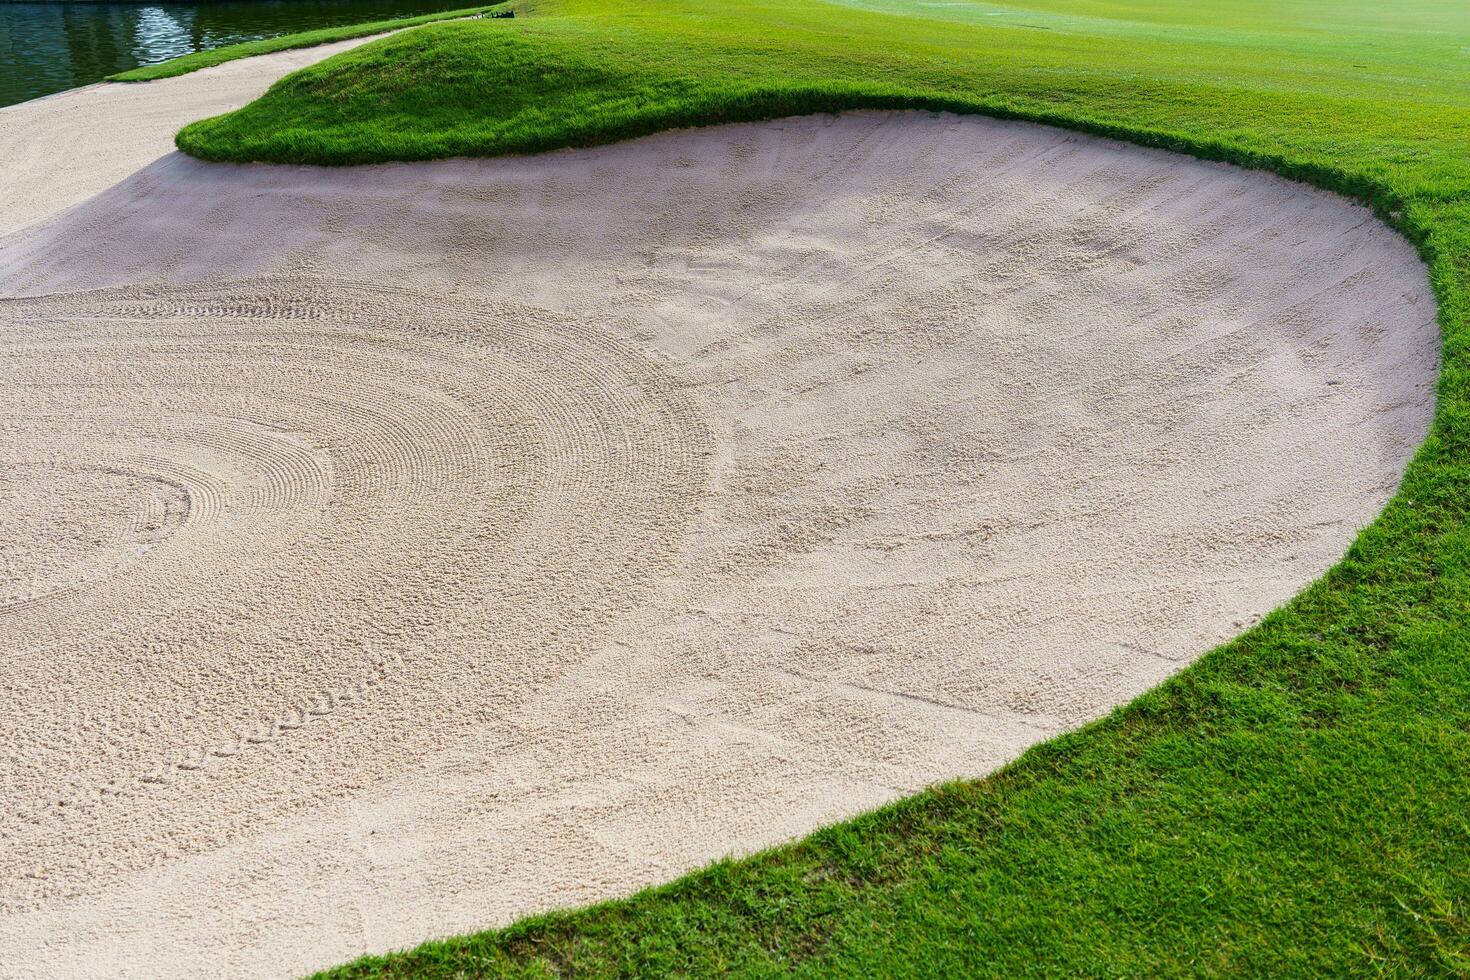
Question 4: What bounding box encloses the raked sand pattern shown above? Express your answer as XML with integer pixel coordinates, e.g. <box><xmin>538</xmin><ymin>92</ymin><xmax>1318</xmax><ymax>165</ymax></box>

<box><xmin>0</xmin><ymin>72</ymin><xmax>1440</xmax><ymax>980</ymax></box>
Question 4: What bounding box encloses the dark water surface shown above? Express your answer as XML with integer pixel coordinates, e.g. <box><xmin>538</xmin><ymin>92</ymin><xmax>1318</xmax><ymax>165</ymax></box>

<box><xmin>0</xmin><ymin>0</ymin><xmax>466</xmax><ymax>107</ymax></box>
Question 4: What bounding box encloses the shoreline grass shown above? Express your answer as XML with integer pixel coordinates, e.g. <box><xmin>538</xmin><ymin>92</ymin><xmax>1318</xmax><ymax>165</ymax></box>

<box><xmin>170</xmin><ymin>1</ymin><xmax>1469</xmax><ymax>974</ymax></box>
<box><xmin>104</xmin><ymin>4</ymin><xmax>504</xmax><ymax>83</ymax></box>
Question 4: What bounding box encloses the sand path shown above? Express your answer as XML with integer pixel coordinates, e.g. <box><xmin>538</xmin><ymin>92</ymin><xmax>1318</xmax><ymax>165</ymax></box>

<box><xmin>0</xmin><ymin>32</ymin><xmax>399</xmax><ymax>237</ymax></box>
<box><xmin>0</xmin><ymin>77</ymin><xmax>1439</xmax><ymax>980</ymax></box>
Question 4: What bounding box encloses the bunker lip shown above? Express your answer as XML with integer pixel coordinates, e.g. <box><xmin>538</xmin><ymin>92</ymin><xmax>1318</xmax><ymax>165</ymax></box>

<box><xmin>0</xmin><ymin>98</ymin><xmax>1439</xmax><ymax>979</ymax></box>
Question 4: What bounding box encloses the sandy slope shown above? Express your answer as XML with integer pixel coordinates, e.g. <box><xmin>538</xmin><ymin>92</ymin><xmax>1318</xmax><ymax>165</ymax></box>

<box><xmin>0</xmin><ymin>100</ymin><xmax>1438</xmax><ymax>978</ymax></box>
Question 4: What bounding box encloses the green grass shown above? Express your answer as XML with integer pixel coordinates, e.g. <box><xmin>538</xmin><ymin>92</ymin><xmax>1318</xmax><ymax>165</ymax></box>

<box><xmin>173</xmin><ymin>0</ymin><xmax>1470</xmax><ymax>974</ymax></box>
<box><xmin>104</xmin><ymin>4</ymin><xmax>505</xmax><ymax>83</ymax></box>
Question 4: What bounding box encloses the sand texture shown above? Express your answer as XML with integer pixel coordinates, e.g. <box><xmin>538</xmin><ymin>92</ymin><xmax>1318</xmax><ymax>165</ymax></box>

<box><xmin>0</xmin><ymin>105</ymin><xmax>1438</xmax><ymax>978</ymax></box>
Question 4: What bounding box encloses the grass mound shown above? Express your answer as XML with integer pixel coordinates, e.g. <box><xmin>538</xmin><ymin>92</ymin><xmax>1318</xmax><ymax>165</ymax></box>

<box><xmin>173</xmin><ymin>0</ymin><xmax>1470</xmax><ymax>974</ymax></box>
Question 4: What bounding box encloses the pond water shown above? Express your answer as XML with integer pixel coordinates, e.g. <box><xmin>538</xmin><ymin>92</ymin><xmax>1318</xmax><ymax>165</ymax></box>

<box><xmin>0</xmin><ymin>0</ymin><xmax>468</xmax><ymax>108</ymax></box>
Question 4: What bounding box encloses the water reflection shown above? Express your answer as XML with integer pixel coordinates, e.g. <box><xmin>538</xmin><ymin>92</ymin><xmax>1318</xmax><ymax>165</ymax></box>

<box><xmin>0</xmin><ymin>1</ymin><xmax>466</xmax><ymax>107</ymax></box>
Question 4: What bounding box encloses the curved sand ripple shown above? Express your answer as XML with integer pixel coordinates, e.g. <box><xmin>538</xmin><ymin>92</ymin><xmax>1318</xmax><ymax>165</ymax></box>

<box><xmin>0</xmin><ymin>111</ymin><xmax>1439</xmax><ymax>976</ymax></box>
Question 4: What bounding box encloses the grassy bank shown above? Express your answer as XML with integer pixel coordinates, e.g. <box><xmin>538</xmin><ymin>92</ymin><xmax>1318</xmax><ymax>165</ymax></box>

<box><xmin>105</xmin><ymin>4</ymin><xmax>503</xmax><ymax>83</ymax></box>
<box><xmin>179</xmin><ymin>0</ymin><xmax>1470</xmax><ymax>974</ymax></box>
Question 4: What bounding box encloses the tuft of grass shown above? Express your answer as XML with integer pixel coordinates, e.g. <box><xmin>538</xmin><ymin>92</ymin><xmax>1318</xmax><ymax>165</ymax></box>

<box><xmin>105</xmin><ymin>4</ymin><xmax>505</xmax><ymax>83</ymax></box>
<box><xmin>172</xmin><ymin>0</ymin><xmax>1470</xmax><ymax>975</ymax></box>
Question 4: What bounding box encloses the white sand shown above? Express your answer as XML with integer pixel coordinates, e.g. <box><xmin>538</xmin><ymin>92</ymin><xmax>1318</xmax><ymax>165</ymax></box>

<box><xmin>0</xmin><ymin>57</ymin><xmax>1439</xmax><ymax>980</ymax></box>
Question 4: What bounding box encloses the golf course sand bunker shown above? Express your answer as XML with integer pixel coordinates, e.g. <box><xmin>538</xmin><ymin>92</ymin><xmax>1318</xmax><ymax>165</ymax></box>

<box><xmin>0</xmin><ymin>111</ymin><xmax>1438</xmax><ymax>976</ymax></box>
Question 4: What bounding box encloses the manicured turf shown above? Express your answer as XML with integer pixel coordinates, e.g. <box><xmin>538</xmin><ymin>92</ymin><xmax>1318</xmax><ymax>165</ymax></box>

<box><xmin>104</xmin><ymin>5</ymin><xmax>504</xmax><ymax>83</ymax></box>
<box><xmin>179</xmin><ymin>0</ymin><xmax>1470</xmax><ymax>974</ymax></box>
